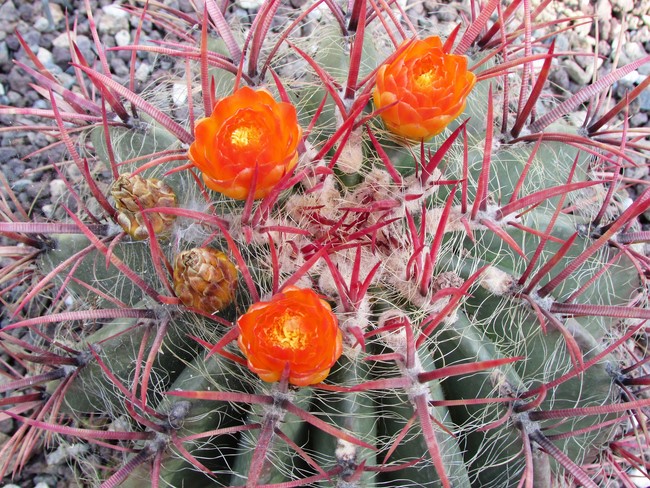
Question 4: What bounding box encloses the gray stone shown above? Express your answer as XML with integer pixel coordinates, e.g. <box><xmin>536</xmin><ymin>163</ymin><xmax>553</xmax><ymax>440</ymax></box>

<box><xmin>549</xmin><ymin>67</ymin><xmax>571</xmax><ymax>90</ymax></box>
<box><xmin>115</xmin><ymin>29</ymin><xmax>131</xmax><ymax>47</ymax></box>
<box><xmin>0</xmin><ymin>1</ymin><xmax>19</xmax><ymax>24</ymax></box>
<box><xmin>36</xmin><ymin>47</ymin><xmax>54</xmax><ymax>68</ymax></box>
<box><xmin>34</xmin><ymin>16</ymin><xmax>51</xmax><ymax>32</ymax></box>
<box><xmin>5</xmin><ymin>91</ymin><xmax>22</xmax><ymax>107</ymax></box>
<box><xmin>0</xmin><ymin>418</ymin><xmax>13</xmax><ymax>434</ymax></box>
<box><xmin>236</xmin><ymin>0</ymin><xmax>264</xmax><ymax>8</ymax></box>
<box><xmin>553</xmin><ymin>33</ymin><xmax>570</xmax><ymax>52</ymax></box>
<box><xmin>598</xmin><ymin>39</ymin><xmax>611</xmax><ymax>57</ymax></box>
<box><xmin>573</xmin><ymin>18</ymin><xmax>593</xmax><ymax>37</ymax></box>
<box><xmin>631</xmin><ymin>26</ymin><xmax>650</xmax><ymax>44</ymax></box>
<box><xmin>4</xmin><ymin>158</ymin><xmax>25</xmax><ymax>181</ymax></box>
<box><xmin>434</xmin><ymin>4</ymin><xmax>458</xmax><ymax>22</ymax></box>
<box><xmin>630</xmin><ymin>112</ymin><xmax>648</xmax><ymax>127</ymax></box>
<box><xmin>8</xmin><ymin>65</ymin><xmax>29</xmax><ymax>93</ymax></box>
<box><xmin>0</xmin><ymin>147</ymin><xmax>19</xmax><ymax>162</ymax></box>
<box><xmin>52</xmin><ymin>32</ymin><xmax>71</xmax><ymax>49</ymax></box>
<box><xmin>0</xmin><ymin>41</ymin><xmax>8</xmax><ymax>67</ymax></box>
<box><xmin>4</xmin><ymin>33</ymin><xmax>19</xmax><ymax>52</ymax></box>
<box><xmin>134</xmin><ymin>62</ymin><xmax>152</xmax><ymax>83</ymax></box>
<box><xmin>12</xmin><ymin>178</ymin><xmax>34</xmax><ymax>193</ymax></box>
<box><xmin>576</xmin><ymin>51</ymin><xmax>604</xmax><ymax>70</ymax></box>
<box><xmin>110</xmin><ymin>57</ymin><xmax>129</xmax><ymax>77</ymax></box>
<box><xmin>34</xmin><ymin>474</ymin><xmax>57</xmax><ymax>487</ymax></box>
<box><xmin>49</xmin><ymin>179</ymin><xmax>68</xmax><ymax>201</ymax></box>
<box><xmin>98</xmin><ymin>4</ymin><xmax>130</xmax><ymax>35</ymax></box>
<box><xmin>46</xmin><ymin>3</ymin><xmax>64</xmax><ymax>26</ymax></box>
<box><xmin>564</xmin><ymin>59</ymin><xmax>592</xmax><ymax>85</ymax></box>
<box><xmin>611</xmin><ymin>0</ymin><xmax>633</xmax><ymax>14</ymax></box>
<box><xmin>52</xmin><ymin>45</ymin><xmax>71</xmax><ymax>66</ymax></box>
<box><xmin>18</xmin><ymin>2</ymin><xmax>35</xmax><ymax>22</ymax></box>
<box><xmin>621</xmin><ymin>42</ymin><xmax>647</xmax><ymax>65</ymax></box>
<box><xmin>32</xmin><ymin>99</ymin><xmax>50</xmax><ymax>110</ymax></box>
<box><xmin>100</xmin><ymin>33</ymin><xmax>117</xmax><ymax>50</ymax></box>
<box><xmin>55</xmin><ymin>34</ymin><xmax>94</xmax><ymax>64</ymax></box>
<box><xmin>638</xmin><ymin>87</ymin><xmax>650</xmax><ymax>110</ymax></box>
<box><xmin>25</xmin><ymin>180</ymin><xmax>49</xmax><ymax>200</ymax></box>
<box><xmin>595</xmin><ymin>0</ymin><xmax>612</xmax><ymax>21</ymax></box>
<box><xmin>172</xmin><ymin>83</ymin><xmax>188</xmax><ymax>107</ymax></box>
<box><xmin>639</xmin><ymin>60</ymin><xmax>650</xmax><ymax>76</ymax></box>
<box><xmin>20</xmin><ymin>29</ymin><xmax>41</xmax><ymax>53</ymax></box>
<box><xmin>178</xmin><ymin>0</ymin><xmax>194</xmax><ymax>12</ymax></box>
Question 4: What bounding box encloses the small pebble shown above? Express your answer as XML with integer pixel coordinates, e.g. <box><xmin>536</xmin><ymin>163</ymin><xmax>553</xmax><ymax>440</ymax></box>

<box><xmin>115</xmin><ymin>29</ymin><xmax>131</xmax><ymax>47</ymax></box>
<box><xmin>134</xmin><ymin>62</ymin><xmax>152</xmax><ymax>83</ymax></box>
<box><xmin>36</xmin><ymin>47</ymin><xmax>54</xmax><ymax>67</ymax></box>
<box><xmin>34</xmin><ymin>16</ymin><xmax>51</xmax><ymax>32</ymax></box>
<box><xmin>11</xmin><ymin>178</ymin><xmax>33</xmax><ymax>192</ymax></box>
<box><xmin>98</xmin><ymin>4</ymin><xmax>130</xmax><ymax>35</ymax></box>
<box><xmin>172</xmin><ymin>83</ymin><xmax>188</xmax><ymax>107</ymax></box>
<box><xmin>236</xmin><ymin>0</ymin><xmax>264</xmax><ymax>8</ymax></box>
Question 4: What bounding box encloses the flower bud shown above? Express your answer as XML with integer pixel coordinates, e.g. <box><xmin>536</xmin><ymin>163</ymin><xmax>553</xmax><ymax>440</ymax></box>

<box><xmin>110</xmin><ymin>173</ymin><xmax>177</xmax><ymax>240</ymax></box>
<box><xmin>173</xmin><ymin>248</ymin><xmax>238</xmax><ymax>313</ymax></box>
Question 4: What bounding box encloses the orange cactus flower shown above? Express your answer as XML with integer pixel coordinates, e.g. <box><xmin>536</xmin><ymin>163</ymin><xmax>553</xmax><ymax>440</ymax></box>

<box><xmin>237</xmin><ymin>286</ymin><xmax>343</xmax><ymax>387</ymax></box>
<box><xmin>373</xmin><ymin>36</ymin><xmax>476</xmax><ymax>141</ymax></box>
<box><xmin>188</xmin><ymin>86</ymin><xmax>302</xmax><ymax>200</ymax></box>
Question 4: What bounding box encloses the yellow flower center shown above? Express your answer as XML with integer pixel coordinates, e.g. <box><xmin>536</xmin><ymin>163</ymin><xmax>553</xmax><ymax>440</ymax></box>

<box><xmin>268</xmin><ymin>313</ymin><xmax>307</xmax><ymax>350</ymax></box>
<box><xmin>412</xmin><ymin>54</ymin><xmax>441</xmax><ymax>90</ymax></box>
<box><xmin>230</xmin><ymin>125</ymin><xmax>261</xmax><ymax>148</ymax></box>
<box><xmin>415</xmin><ymin>70</ymin><xmax>435</xmax><ymax>88</ymax></box>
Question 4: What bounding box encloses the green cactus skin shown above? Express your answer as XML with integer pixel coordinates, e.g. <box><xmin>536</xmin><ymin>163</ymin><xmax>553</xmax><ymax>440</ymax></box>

<box><xmin>1</xmin><ymin>1</ymin><xmax>648</xmax><ymax>488</ymax></box>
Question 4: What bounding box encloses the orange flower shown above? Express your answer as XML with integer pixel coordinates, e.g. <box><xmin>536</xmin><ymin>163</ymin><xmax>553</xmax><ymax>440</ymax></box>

<box><xmin>373</xmin><ymin>36</ymin><xmax>476</xmax><ymax>141</ymax></box>
<box><xmin>237</xmin><ymin>286</ymin><xmax>343</xmax><ymax>387</ymax></box>
<box><xmin>188</xmin><ymin>86</ymin><xmax>302</xmax><ymax>200</ymax></box>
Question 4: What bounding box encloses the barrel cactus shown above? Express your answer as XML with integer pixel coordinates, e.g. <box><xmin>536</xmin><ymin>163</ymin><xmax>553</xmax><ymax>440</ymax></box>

<box><xmin>1</xmin><ymin>1</ymin><xmax>649</xmax><ymax>487</ymax></box>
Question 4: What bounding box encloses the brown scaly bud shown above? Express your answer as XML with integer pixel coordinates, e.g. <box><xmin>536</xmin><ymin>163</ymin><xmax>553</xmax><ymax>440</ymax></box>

<box><xmin>110</xmin><ymin>173</ymin><xmax>177</xmax><ymax>240</ymax></box>
<box><xmin>173</xmin><ymin>247</ymin><xmax>238</xmax><ymax>313</ymax></box>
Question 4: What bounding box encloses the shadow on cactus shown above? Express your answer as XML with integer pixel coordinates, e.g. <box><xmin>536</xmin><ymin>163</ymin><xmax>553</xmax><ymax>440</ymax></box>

<box><xmin>1</xmin><ymin>0</ymin><xmax>649</xmax><ymax>487</ymax></box>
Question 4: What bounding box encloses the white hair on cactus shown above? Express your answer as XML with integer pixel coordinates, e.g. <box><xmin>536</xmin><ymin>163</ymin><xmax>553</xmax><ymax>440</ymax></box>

<box><xmin>424</xmin><ymin>205</ymin><xmax>467</xmax><ymax>235</ymax></box>
<box><xmin>334</xmin><ymin>124</ymin><xmax>365</xmax><ymax>174</ymax></box>
<box><xmin>480</xmin><ymin>266</ymin><xmax>516</xmax><ymax>296</ymax></box>
<box><xmin>403</xmin><ymin>171</ymin><xmax>442</xmax><ymax>214</ymax></box>
<box><xmin>335</xmin><ymin>438</ymin><xmax>357</xmax><ymax>465</ymax></box>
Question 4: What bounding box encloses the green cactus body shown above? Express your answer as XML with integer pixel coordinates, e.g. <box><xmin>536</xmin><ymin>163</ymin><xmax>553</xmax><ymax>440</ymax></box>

<box><xmin>1</xmin><ymin>1</ymin><xmax>648</xmax><ymax>487</ymax></box>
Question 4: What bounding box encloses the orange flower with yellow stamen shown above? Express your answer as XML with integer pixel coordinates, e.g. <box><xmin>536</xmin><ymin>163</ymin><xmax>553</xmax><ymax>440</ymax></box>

<box><xmin>373</xmin><ymin>36</ymin><xmax>476</xmax><ymax>141</ymax></box>
<box><xmin>237</xmin><ymin>286</ymin><xmax>343</xmax><ymax>387</ymax></box>
<box><xmin>188</xmin><ymin>86</ymin><xmax>302</xmax><ymax>200</ymax></box>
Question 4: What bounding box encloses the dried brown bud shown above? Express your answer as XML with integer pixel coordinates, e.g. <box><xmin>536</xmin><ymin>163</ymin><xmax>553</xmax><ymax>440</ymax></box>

<box><xmin>110</xmin><ymin>173</ymin><xmax>177</xmax><ymax>240</ymax></box>
<box><xmin>173</xmin><ymin>247</ymin><xmax>238</xmax><ymax>313</ymax></box>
